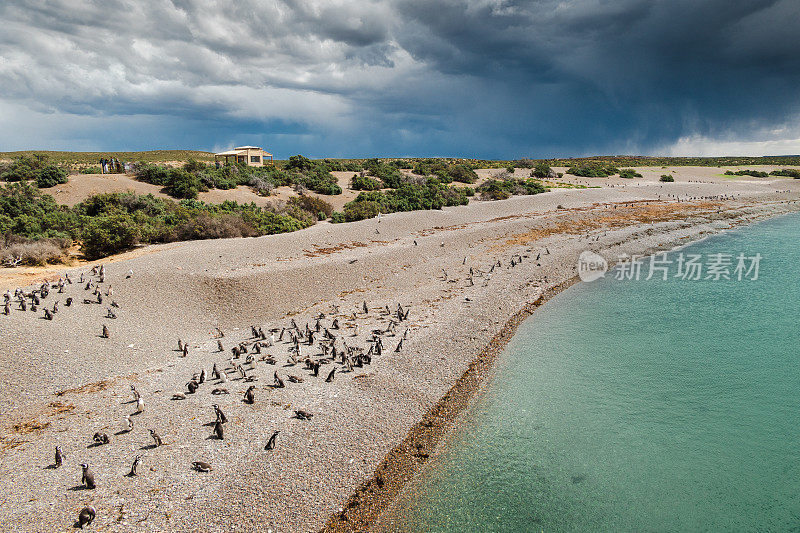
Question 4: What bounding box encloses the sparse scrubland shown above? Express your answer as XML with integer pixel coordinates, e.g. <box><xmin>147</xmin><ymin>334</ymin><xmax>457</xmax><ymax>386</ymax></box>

<box><xmin>3</xmin><ymin>151</ymin><xmax>799</xmax><ymax>265</ymax></box>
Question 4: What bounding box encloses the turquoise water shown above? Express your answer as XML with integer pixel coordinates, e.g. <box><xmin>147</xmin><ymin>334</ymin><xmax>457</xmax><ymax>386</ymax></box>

<box><xmin>379</xmin><ymin>213</ymin><xmax>800</xmax><ymax>532</ymax></box>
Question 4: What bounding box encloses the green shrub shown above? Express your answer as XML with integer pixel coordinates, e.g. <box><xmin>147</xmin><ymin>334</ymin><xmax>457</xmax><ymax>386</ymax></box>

<box><xmin>476</xmin><ymin>178</ymin><xmax>548</xmax><ymax>200</ymax></box>
<box><xmin>567</xmin><ymin>165</ymin><xmax>619</xmax><ymax>177</ymax></box>
<box><xmin>36</xmin><ymin>166</ymin><xmax>69</xmax><ymax>188</ymax></box>
<box><xmin>344</xmin><ymin>200</ymin><xmax>382</xmax><ymax>222</ymax></box>
<box><xmin>770</xmin><ymin>169</ymin><xmax>800</xmax><ymax>178</ymax></box>
<box><xmin>82</xmin><ymin>213</ymin><xmax>141</xmax><ymax>259</ymax></box>
<box><xmin>330</xmin><ymin>211</ymin><xmax>346</xmax><ymax>223</ymax></box>
<box><xmin>0</xmin><ymin>154</ymin><xmax>45</xmax><ymax>182</ymax></box>
<box><xmin>618</xmin><ymin>168</ymin><xmax>642</xmax><ymax>179</ymax></box>
<box><xmin>288</xmin><ymin>195</ymin><xmax>334</xmax><ymax>220</ymax></box>
<box><xmin>531</xmin><ymin>162</ymin><xmax>553</xmax><ymax>178</ymax></box>
<box><xmin>350</xmin><ymin>174</ymin><xmax>382</xmax><ymax>190</ymax></box>
<box><xmin>166</xmin><ymin>169</ymin><xmax>204</xmax><ymax>199</ymax></box>
<box><xmin>724</xmin><ymin>169</ymin><xmax>769</xmax><ymax>177</ymax></box>
<box><xmin>660</xmin><ymin>174</ymin><xmax>674</xmax><ymax>182</ymax></box>
<box><xmin>366</xmin><ymin>161</ymin><xmax>403</xmax><ymax>188</ymax></box>
<box><xmin>446</xmin><ymin>164</ymin><xmax>478</xmax><ymax>184</ymax></box>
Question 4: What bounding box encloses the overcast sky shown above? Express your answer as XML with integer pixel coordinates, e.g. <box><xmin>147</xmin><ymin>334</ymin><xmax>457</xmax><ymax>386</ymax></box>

<box><xmin>1</xmin><ymin>0</ymin><xmax>798</xmax><ymax>158</ymax></box>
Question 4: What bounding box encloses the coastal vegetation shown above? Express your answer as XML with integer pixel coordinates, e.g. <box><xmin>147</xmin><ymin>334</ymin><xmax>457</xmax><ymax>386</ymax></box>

<box><xmin>0</xmin><ymin>154</ymin><xmax>69</xmax><ymax>188</ymax></box>
<box><xmin>566</xmin><ymin>164</ymin><xmax>619</xmax><ymax>177</ymax></box>
<box><xmin>135</xmin><ymin>156</ymin><xmax>343</xmax><ymax>199</ymax></box>
<box><xmin>338</xmin><ymin>178</ymin><xmax>472</xmax><ymax>222</ymax></box>
<box><xmin>660</xmin><ymin>174</ymin><xmax>675</xmax><ymax>182</ymax></box>
<box><xmin>619</xmin><ymin>168</ymin><xmax>643</xmax><ymax>179</ymax></box>
<box><xmin>769</xmin><ymin>169</ymin><xmax>800</xmax><ymax>178</ymax></box>
<box><xmin>0</xmin><ymin>182</ymin><xmax>318</xmax><ymax>263</ymax></box>
<box><xmin>724</xmin><ymin>169</ymin><xmax>769</xmax><ymax>177</ymax></box>
<box><xmin>476</xmin><ymin>177</ymin><xmax>548</xmax><ymax>200</ymax></box>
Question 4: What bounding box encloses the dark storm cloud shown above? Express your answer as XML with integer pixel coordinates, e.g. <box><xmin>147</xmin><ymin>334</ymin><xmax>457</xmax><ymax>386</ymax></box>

<box><xmin>0</xmin><ymin>0</ymin><xmax>798</xmax><ymax>156</ymax></box>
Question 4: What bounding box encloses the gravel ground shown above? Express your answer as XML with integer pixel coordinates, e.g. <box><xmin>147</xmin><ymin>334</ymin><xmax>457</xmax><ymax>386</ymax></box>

<box><xmin>1</xmin><ymin>171</ymin><xmax>799</xmax><ymax>532</ymax></box>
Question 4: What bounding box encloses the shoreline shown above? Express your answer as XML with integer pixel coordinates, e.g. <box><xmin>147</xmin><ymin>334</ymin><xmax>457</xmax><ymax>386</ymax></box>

<box><xmin>321</xmin><ymin>276</ymin><xmax>580</xmax><ymax>532</ymax></box>
<box><xmin>324</xmin><ymin>201</ymin><xmax>800</xmax><ymax>532</ymax></box>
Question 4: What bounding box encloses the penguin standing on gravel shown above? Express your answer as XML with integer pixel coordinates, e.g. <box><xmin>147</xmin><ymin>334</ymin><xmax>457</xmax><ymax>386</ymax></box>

<box><xmin>265</xmin><ymin>431</ymin><xmax>279</xmax><ymax>451</ymax></box>
<box><xmin>243</xmin><ymin>385</ymin><xmax>256</xmax><ymax>404</ymax></box>
<box><xmin>213</xmin><ymin>420</ymin><xmax>224</xmax><ymax>440</ymax></box>
<box><xmin>54</xmin><ymin>446</ymin><xmax>64</xmax><ymax>468</ymax></box>
<box><xmin>80</xmin><ymin>463</ymin><xmax>96</xmax><ymax>489</ymax></box>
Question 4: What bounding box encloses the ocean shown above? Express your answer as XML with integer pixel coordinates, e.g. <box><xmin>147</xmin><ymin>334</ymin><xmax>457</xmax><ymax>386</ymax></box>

<box><xmin>378</xmin><ymin>212</ymin><xmax>800</xmax><ymax>532</ymax></box>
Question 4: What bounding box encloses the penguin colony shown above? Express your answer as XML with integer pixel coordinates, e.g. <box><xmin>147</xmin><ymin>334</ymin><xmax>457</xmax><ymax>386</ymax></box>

<box><xmin>3</xmin><ymin>263</ymin><xmax>426</xmax><ymax>529</ymax></box>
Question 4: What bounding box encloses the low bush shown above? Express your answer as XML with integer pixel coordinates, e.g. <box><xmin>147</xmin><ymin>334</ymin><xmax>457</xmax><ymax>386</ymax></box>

<box><xmin>288</xmin><ymin>195</ymin><xmax>334</xmax><ymax>220</ymax></box>
<box><xmin>660</xmin><ymin>174</ymin><xmax>675</xmax><ymax>182</ymax></box>
<box><xmin>724</xmin><ymin>169</ymin><xmax>769</xmax><ymax>177</ymax></box>
<box><xmin>618</xmin><ymin>168</ymin><xmax>643</xmax><ymax>179</ymax></box>
<box><xmin>81</xmin><ymin>213</ymin><xmax>141</xmax><ymax>259</ymax></box>
<box><xmin>476</xmin><ymin>178</ymin><xmax>548</xmax><ymax>200</ymax></box>
<box><xmin>0</xmin><ymin>154</ymin><xmax>70</xmax><ymax>188</ymax></box>
<box><xmin>342</xmin><ymin>179</ymin><xmax>470</xmax><ymax>221</ymax></box>
<box><xmin>567</xmin><ymin>165</ymin><xmax>619</xmax><ymax>177</ymax></box>
<box><xmin>350</xmin><ymin>174</ymin><xmax>382</xmax><ymax>190</ymax></box>
<box><xmin>36</xmin><ymin>166</ymin><xmax>69</xmax><ymax>188</ymax></box>
<box><xmin>770</xmin><ymin>169</ymin><xmax>800</xmax><ymax>178</ymax></box>
<box><xmin>531</xmin><ymin>162</ymin><xmax>554</xmax><ymax>178</ymax></box>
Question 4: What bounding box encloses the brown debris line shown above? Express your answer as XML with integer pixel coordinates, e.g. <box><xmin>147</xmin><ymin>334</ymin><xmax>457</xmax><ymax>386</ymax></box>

<box><xmin>492</xmin><ymin>201</ymin><xmax>723</xmax><ymax>252</ymax></box>
<box><xmin>321</xmin><ymin>277</ymin><xmax>579</xmax><ymax>533</ymax></box>
<box><xmin>0</xmin><ymin>436</ymin><xmax>29</xmax><ymax>451</ymax></box>
<box><xmin>11</xmin><ymin>420</ymin><xmax>51</xmax><ymax>435</ymax></box>
<box><xmin>47</xmin><ymin>401</ymin><xmax>75</xmax><ymax>416</ymax></box>
<box><xmin>303</xmin><ymin>241</ymin><xmax>368</xmax><ymax>257</ymax></box>
<box><xmin>55</xmin><ymin>378</ymin><xmax>113</xmax><ymax>397</ymax></box>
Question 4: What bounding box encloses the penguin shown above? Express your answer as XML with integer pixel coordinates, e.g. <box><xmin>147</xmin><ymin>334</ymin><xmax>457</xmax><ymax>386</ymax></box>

<box><xmin>76</xmin><ymin>506</ymin><xmax>96</xmax><ymax>529</ymax></box>
<box><xmin>265</xmin><ymin>431</ymin><xmax>279</xmax><ymax>451</ymax></box>
<box><xmin>217</xmin><ymin>339</ymin><xmax>224</xmax><ymax>352</ymax></box>
<box><xmin>101</xmin><ymin>324</ymin><xmax>109</xmax><ymax>338</ymax></box>
<box><xmin>135</xmin><ymin>396</ymin><xmax>145</xmax><ymax>413</ymax></box>
<box><xmin>212</xmin><ymin>404</ymin><xmax>227</xmax><ymax>424</ymax></box>
<box><xmin>187</xmin><ymin>380</ymin><xmax>198</xmax><ymax>394</ymax></box>
<box><xmin>149</xmin><ymin>429</ymin><xmax>162</xmax><ymax>447</ymax></box>
<box><xmin>198</xmin><ymin>369</ymin><xmax>206</xmax><ymax>384</ymax></box>
<box><xmin>192</xmin><ymin>461</ymin><xmax>212</xmax><ymax>472</ymax></box>
<box><xmin>293</xmin><ymin>410</ymin><xmax>313</xmax><ymax>420</ymax></box>
<box><xmin>54</xmin><ymin>445</ymin><xmax>64</xmax><ymax>468</ymax></box>
<box><xmin>127</xmin><ymin>455</ymin><xmax>142</xmax><ymax>477</ymax></box>
<box><xmin>219</xmin><ymin>370</ymin><xmax>228</xmax><ymax>383</ymax></box>
<box><xmin>92</xmin><ymin>432</ymin><xmax>110</xmax><ymax>445</ymax></box>
<box><xmin>211</xmin><ymin>363</ymin><xmax>220</xmax><ymax>380</ymax></box>
<box><xmin>182</xmin><ymin>344</ymin><xmax>188</xmax><ymax>358</ymax></box>
<box><xmin>395</xmin><ymin>338</ymin><xmax>404</xmax><ymax>352</ymax></box>
<box><xmin>213</xmin><ymin>420</ymin><xmax>224</xmax><ymax>440</ymax></box>
<box><xmin>272</xmin><ymin>371</ymin><xmax>284</xmax><ymax>389</ymax></box>
<box><xmin>325</xmin><ymin>367</ymin><xmax>336</xmax><ymax>382</ymax></box>
<box><xmin>124</xmin><ymin>415</ymin><xmax>133</xmax><ymax>432</ymax></box>
<box><xmin>287</xmin><ymin>375</ymin><xmax>303</xmax><ymax>383</ymax></box>
<box><xmin>43</xmin><ymin>308</ymin><xmax>53</xmax><ymax>320</ymax></box>
<box><xmin>243</xmin><ymin>385</ymin><xmax>256</xmax><ymax>404</ymax></box>
<box><xmin>80</xmin><ymin>463</ymin><xmax>96</xmax><ymax>489</ymax></box>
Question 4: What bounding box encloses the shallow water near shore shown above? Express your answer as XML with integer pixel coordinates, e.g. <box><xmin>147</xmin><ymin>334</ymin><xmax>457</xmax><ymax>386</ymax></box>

<box><xmin>378</xmin><ymin>212</ymin><xmax>800</xmax><ymax>532</ymax></box>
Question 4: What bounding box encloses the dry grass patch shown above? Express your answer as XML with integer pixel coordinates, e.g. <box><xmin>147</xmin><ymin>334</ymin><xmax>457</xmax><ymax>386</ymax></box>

<box><xmin>493</xmin><ymin>201</ymin><xmax>721</xmax><ymax>251</ymax></box>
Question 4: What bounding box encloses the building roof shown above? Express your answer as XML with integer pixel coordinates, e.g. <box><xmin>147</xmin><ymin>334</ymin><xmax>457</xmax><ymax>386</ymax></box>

<box><xmin>215</xmin><ymin>146</ymin><xmax>273</xmax><ymax>157</ymax></box>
